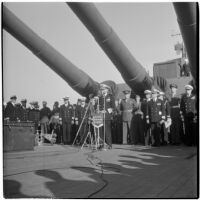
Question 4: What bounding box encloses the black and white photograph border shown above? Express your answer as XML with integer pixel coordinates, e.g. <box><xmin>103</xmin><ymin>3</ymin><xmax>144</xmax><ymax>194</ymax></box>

<box><xmin>2</xmin><ymin>1</ymin><xmax>198</xmax><ymax>199</ymax></box>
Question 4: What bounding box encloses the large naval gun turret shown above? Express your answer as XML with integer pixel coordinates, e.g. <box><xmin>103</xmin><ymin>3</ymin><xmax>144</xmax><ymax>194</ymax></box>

<box><xmin>3</xmin><ymin>5</ymin><xmax>100</xmax><ymax>99</ymax></box>
<box><xmin>68</xmin><ymin>2</ymin><xmax>197</xmax><ymax>95</ymax></box>
<box><xmin>3</xmin><ymin>3</ymin><xmax>154</xmax><ymax>99</ymax></box>
<box><xmin>3</xmin><ymin>3</ymin><xmax>197</xmax><ymax>99</ymax></box>
<box><xmin>67</xmin><ymin>3</ymin><xmax>153</xmax><ymax>97</ymax></box>
<box><xmin>173</xmin><ymin>2</ymin><xmax>197</xmax><ymax>85</ymax></box>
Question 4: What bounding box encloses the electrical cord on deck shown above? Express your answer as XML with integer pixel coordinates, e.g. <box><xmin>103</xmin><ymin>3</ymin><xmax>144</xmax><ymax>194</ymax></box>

<box><xmin>85</xmin><ymin>149</ymin><xmax>121</xmax><ymax>198</ymax></box>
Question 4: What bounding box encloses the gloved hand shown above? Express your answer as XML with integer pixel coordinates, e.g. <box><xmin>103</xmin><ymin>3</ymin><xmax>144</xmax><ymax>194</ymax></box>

<box><xmin>180</xmin><ymin>115</ymin><xmax>184</xmax><ymax>122</ymax></box>
<box><xmin>193</xmin><ymin>116</ymin><xmax>197</xmax><ymax>123</ymax></box>
<box><xmin>160</xmin><ymin>120</ymin><xmax>164</xmax><ymax>124</ymax></box>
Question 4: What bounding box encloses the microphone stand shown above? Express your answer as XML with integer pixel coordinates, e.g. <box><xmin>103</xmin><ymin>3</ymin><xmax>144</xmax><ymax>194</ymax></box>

<box><xmin>102</xmin><ymin>93</ymin><xmax>107</xmax><ymax>150</ymax></box>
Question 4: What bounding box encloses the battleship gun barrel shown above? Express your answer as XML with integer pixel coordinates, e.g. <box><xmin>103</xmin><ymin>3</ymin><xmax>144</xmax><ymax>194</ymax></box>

<box><xmin>67</xmin><ymin>3</ymin><xmax>153</xmax><ymax>95</ymax></box>
<box><xmin>3</xmin><ymin>5</ymin><xmax>100</xmax><ymax>98</ymax></box>
<box><xmin>173</xmin><ymin>2</ymin><xmax>197</xmax><ymax>83</ymax></box>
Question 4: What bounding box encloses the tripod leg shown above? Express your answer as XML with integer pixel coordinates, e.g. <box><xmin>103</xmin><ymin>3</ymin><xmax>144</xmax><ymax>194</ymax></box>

<box><xmin>81</xmin><ymin>131</ymin><xmax>91</xmax><ymax>149</ymax></box>
<box><xmin>72</xmin><ymin>101</ymin><xmax>91</xmax><ymax>146</ymax></box>
<box><xmin>94</xmin><ymin>127</ymin><xmax>97</xmax><ymax>150</ymax></box>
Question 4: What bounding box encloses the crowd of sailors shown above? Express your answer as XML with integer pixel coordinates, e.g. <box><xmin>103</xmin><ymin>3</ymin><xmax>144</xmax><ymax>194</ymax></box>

<box><xmin>3</xmin><ymin>83</ymin><xmax>197</xmax><ymax>148</ymax></box>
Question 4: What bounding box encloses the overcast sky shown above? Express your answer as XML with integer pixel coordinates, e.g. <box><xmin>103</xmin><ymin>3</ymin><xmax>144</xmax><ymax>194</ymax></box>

<box><xmin>3</xmin><ymin>2</ymin><xmax>181</xmax><ymax>108</ymax></box>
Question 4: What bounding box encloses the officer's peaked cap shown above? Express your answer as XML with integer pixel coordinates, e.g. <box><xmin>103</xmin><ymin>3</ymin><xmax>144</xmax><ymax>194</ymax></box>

<box><xmin>10</xmin><ymin>95</ymin><xmax>17</xmax><ymax>100</ymax></box>
<box><xmin>30</xmin><ymin>101</ymin><xmax>34</xmax><ymax>105</ymax></box>
<box><xmin>100</xmin><ymin>84</ymin><xmax>111</xmax><ymax>90</ymax></box>
<box><xmin>144</xmin><ymin>90</ymin><xmax>151</xmax><ymax>94</ymax></box>
<box><xmin>158</xmin><ymin>91</ymin><xmax>165</xmax><ymax>96</ymax></box>
<box><xmin>184</xmin><ymin>84</ymin><xmax>193</xmax><ymax>90</ymax></box>
<box><xmin>81</xmin><ymin>97</ymin><xmax>86</xmax><ymax>102</ymax></box>
<box><xmin>123</xmin><ymin>90</ymin><xmax>131</xmax><ymax>94</ymax></box>
<box><xmin>170</xmin><ymin>83</ymin><xmax>178</xmax><ymax>89</ymax></box>
<box><xmin>21</xmin><ymin>98</ymin><xmax>27</xmax><ymax>102</ymax></box>
<box><xmin>63</xmin><ymin>97</ymin><xmax>69</xmax><ymax>100</ymax></box>
<box><xmin>151</xmin><ymin>88</ymin><xmax>159</xmax><ymax>94</ymax></box>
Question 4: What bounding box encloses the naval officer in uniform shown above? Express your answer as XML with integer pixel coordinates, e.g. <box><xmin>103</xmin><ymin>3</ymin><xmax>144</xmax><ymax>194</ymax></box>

<box><xmin>146</xmin><ymin>89</ymin><xmax>165</xmax><ymax>146</ymax></box>
<box><xmin>4</xmin><ymin>95</ymin><xmax>17</xmax><ymax>121</ymax></box>
<box><xmin>141</xmin><ymin>90</ymin><xmax>152</xmax><ymax>145</ymax></box>
<box><xmin>60</xmin><ymin>97</ymin><xmax>73</xmax><ymax>144</ymax></box>
<box><xmin>180</xmin><ymin>85</ymin><xmax>197</xmax><ymax>146</ymax></box>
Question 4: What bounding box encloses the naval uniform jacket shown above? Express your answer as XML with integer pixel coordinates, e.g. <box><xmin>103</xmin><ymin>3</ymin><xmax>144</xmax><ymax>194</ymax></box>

<box><xmin>71</xmin><ymin>105</ymin><xmax>78</xmax><ymax>124</ymax></box>
<box><xmin>141</xmin><ymin>98</ymin><xmax>151</xmax><ymax>119</ymax></box>
<box><xmin>169</xmin><ymin>94</ymin><xmax>181</xmax><ymax>119</ymax></box>
<box><xmin>4</xmin><ymin>101</ymin><xmax>17</xmax><ymax>121</ymax></box>
<box><xmin>60</xmin><ymin>104</ymin><xmax>73</xmax><ymax>124</ymax></box>
<box><xmin>19</xmin><ymin>105</ymin><xmax>29</xmax><ymax>121</ymax></box>
<box><xmin>120</xmin><ymin>98</ymin><xmax>137</xmax><ymax>122</ymax></box>
<box><xmin>28</xmin><ymin>108</ymin><xmax>40</xmax><ymax>123</ymax></box>
<box><xmin>40</xmin><ymin>107</ymin><xmax>51</xmax><ymax>120</ymax></box>
<box><xmin>146</xmin><ymin>98</ymin><xmax>165</xmax><ymax>123</ymax></box>
<box><xmin>163</xmin><ymin>99</ymin><xmax>171</xmax><ymax>120</ymax></box>
<box><xmin>180</xmin><ymin>94</ymin><xmax>196</xmax><ymax>119</ymax></box>
<box><xmin>76</xmin><ymin>105</ymin><xmax>88</xmax><ymax>124</ymax></box>
<box><xmin>98</xmin><ymin>93</ymin><xmax>115</xmax><ymax>120</ymax></box>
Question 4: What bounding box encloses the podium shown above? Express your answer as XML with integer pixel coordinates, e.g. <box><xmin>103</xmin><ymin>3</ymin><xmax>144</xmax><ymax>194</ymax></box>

<box><xmin>3</xmin><ymin>122</ymin><xmax>35</xmax><ymax>152</ymax></box>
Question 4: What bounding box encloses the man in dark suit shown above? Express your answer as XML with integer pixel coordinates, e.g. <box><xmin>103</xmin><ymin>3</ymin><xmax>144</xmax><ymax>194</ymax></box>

<box><xmin>28</xmin><ymin>101</ymin><xmax>40</xmax><ymax>131</ymax></box>
<box><xmin>40</xmin><ymin>101</ymin><xmax>51</xmax><ymax>134</ymax></box>
<box><xmin>120</xmin><ymin>90</ymin><xmax>136</xmax><ymax>144</ymax></box>
<box><xmin>180</xmin><ymin>84</ymin><xmax>197</xmax><ymax>146</ymax></box>
<box><xmin>169</xmin><ymin>83</ymin><xmax>182</xmax><ymax>145</ymax></box>
<box><xmin>112</xmin><ymin>99</ymin><xmax>122</xmax><ymax>144</ymax></box>
<box><xmin>49</xmin><ymin>101</ymin><xmax>61</xmax><ymax>144</ymax></box>
<box><xmin>19</xmin><ymin>99</ymin><xmax>29</xmax><ymax>121</ymax></box>
<box><xmin>158</xmin><ymin>91</ymin><xmax>171</xmax><ymax>145</ymax></box>
<box><xmin>71</xmin><ymin>99</ymin><xmax>81</xmax><ymax>143</ymax></box>
<box><xmin>77</xmin><ymin>98</ymin><xmax>88</xmax><ymax>145</ymax></box>
<box><xmin>4</xmin><ymin>95</ymin><xmax>17</xmax><ymax>121</ymax></box>
<box><xmin>146</xmin><ymin>89</ymin><xmax>165</xmax><ymax>146</ymax></box>
<box><xmin>60</xmin><ymin>97</ymin><xmax>73</xmax><ymax>144</ymax></box>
